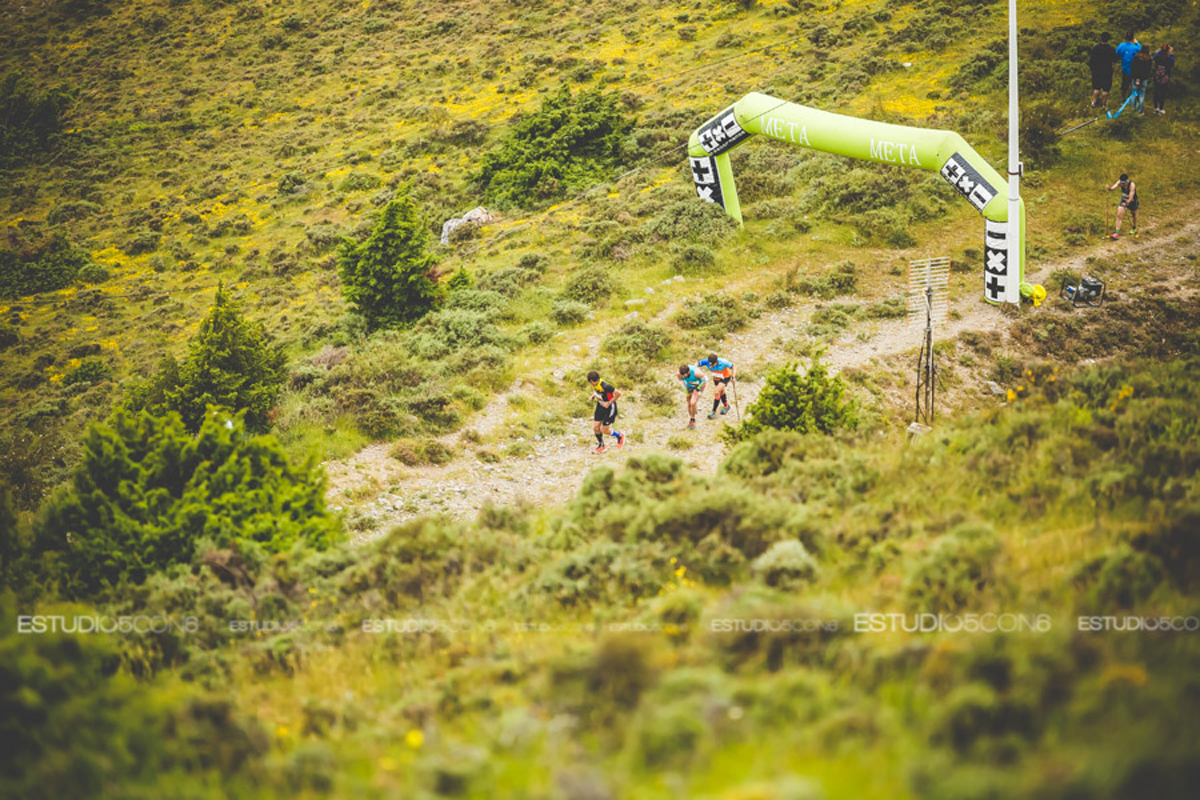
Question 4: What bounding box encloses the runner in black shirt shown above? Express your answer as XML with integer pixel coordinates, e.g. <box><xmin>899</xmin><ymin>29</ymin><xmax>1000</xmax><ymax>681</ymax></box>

<box><xmin>586</xmin><ymin>371</ymin><xmax>624</xmax><ymax>454</ymax></box>
<box><xmin>1107</xmin><ymin>174</ymin><xmax>1139</xmax><ymax>239</ymax></box>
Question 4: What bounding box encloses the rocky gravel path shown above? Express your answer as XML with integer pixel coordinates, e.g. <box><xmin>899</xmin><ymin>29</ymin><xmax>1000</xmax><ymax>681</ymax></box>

<box><xmin>324</xmin><ymin>220</ymin><xmax>1200</xmax><ymax>541</ymax></box>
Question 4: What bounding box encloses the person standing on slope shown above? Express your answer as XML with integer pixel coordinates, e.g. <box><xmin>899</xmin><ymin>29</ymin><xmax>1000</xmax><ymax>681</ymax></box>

<box><xmin>1115</xmin><ymin>31</ymin><xmax>1141</xmax><ymax>98</ymax></box>
<box><xmin>1088</xmin><ymin>32</ymin><xmax>1118</xmax><ymax>108</ymax></box>
<box><xmin>678</xmin><ymin>363</ymin><xmax>706</xmax><ymax>430</ymax></box>
<box><xmin>1107</xmin><ymin>173</ymin><xmax>1139</xmax><ymax>239</ymax></box>
<box><xmin>1152</xmin><ymin>44</ymin><xmax>1174</xmax><ymax>115</ymax></box>
<box><xmin>586</xmin><ymin>371</ymin><xmax>624</xmax><ymax>453</ymax></box>
<box><xmin>1130</xmin><ymin>45</ymin><xmax>1154</xmax><ymax>114</ymax></box>
<box><xmin>698</xmin><ymin>352</ymin><xmax>735</xmax><ymax>419</ymax></box>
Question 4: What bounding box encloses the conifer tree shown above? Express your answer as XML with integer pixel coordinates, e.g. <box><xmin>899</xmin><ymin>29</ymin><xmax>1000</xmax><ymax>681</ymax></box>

<box><xmin>724</xmin><ymin>357</ymin><xmax>858</xmax><ymax>442</ymax></box>
<box><xmin>126</xmin><ymin>286</ymin><xmax>285</xmax><ymax>432</ymax></box>
<box><xmin>31</xmin><ymin>409</ymin><xmax>339</xmax><ymax>598</ymax></box>
<box><xmin>337</xmin><ymin>196</ymin><xmax>441</xmax><ymax>330</ymax></box>
<box><xmin>167</xmin><ymin>285</ymin><xmax>286</xmax><ymax>432</ymax></box>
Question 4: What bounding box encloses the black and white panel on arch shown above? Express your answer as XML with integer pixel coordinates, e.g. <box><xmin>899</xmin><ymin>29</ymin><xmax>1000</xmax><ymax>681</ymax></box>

<box><xmin>940</xmin><ymin>152</ymin><xmax>999</xmax><ymax>213</ymax></box>
<box><xmin>689</xmin><ymin>155</ymin><xmax>724</xmax><ymax>208</ymax></box>
<box><xmin>695</xmin><ymin>107</ymin><xmax>752</xmax><ymax>157</ymax></box>
<box><xmin>983</xmin><ymin>220</ymin><xmax>1009</xmax><ymax>305</ymax></box>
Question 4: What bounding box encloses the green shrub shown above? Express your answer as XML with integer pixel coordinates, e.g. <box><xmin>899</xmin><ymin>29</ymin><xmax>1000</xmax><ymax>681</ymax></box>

<box><xmin>674</xmin><ymin>292</ymin><xmax>749</xmax><ymax>339</ymax></box>
<box><xmin>337</xmin><ymin>172</ymin><xmax>381</xmax><ymax>193</ymax></box>
<box><xmin>76</xmin><ymin>262</ymin><xmax>110</xmax><ymax>283</ymax></box>
<box><xmin>750</xmin><ymin>539</ymin><xmax>820</xmax><ymax>588</ymax></box>
<box><xmin>446</xmin><ymin>266</ymin><xmax>473</xmax><ymax>291</ymax></box>
<box><xmin>443</xmin><ymin>288</ymin><xmax>508</xmax><ymax>317</ymax></box>
<box><xmin>0</xmin><ymin>235</ymin><xmax>91</xmax><ymax>299</ymax></box>
<box><xmin>1130</xmin><ymin>506</ymin><xmax>1200</xmax><ymax>592</ymax></box>
<box><xmin>396</xmin><ymin>384</ymin><xmax>464</xmax><ymax>431</ymax></box>
<box><xmin>474</xmin><ymin>84</ymin><xmax>633</xmax><ymax>208</ymax></box>
<box><xmin>807</xmin><ymin>303</ymin><xmax>862</xmax><ymax>338</ymax></box>
<box><xmin>866</xmin><ymin>296</ymin><xmax>906</xmax><ymax>319</ymax></box>
<box><xmin>278</xmin><ymin>170</ymin><xmax>309</xmax><ymax>195</ymax></box>
<box><xmin>478</xmin><ymin>263</ymin><xmax>543</xmax><ymax>297</ymax></box>
<box><xmin>551</xmin><ymin>299</ymin><xmax>591</xmax><ymax>326</ymax></box>
<box><xmin>0</xmin><ymin>72</ymin><xmax>72</xmax><ymax>167</ymax></box>
<box><xmin>63</xmin><ymin>356</ymin><xmax>111</xmax><ymax>386</ymax></box>
<box><xmin>670</xmin><ymin>244</ymin><xmax>719</xmax><ymax>275</ymax></box>
<box><xmin>645</xmin><ymin>199</ymin><xmax>739</xmax><ymax>247</ymax></box>
<box><xmin>1020</xmin><ymin>100</ymin><xmax>1066</xmax><ymax>168</ymax></box>
<box><xmin>408</xmin><ymin>308</ymin><xmax>513</xmax><ymax>359</ymax></box>
<box><xmin>520</xmin><ymin>320</ymin><xmax>555</xmax><ymax>345</ymax></box>
<box><xmin>602</xmin><ymin>320</ymin><xmax>672</xmax><ymax>361</ymax></box>
<box><xmin>0</xmin><ymin>602</ymin><xmax>270</xmax><ymax>797</ymax></box>
<box><xmin>123</xmin><ymin>229</ymin><xmax>160</xmax><ymax>255</ymax></box>
<box><xmin>725</xmin><ymin>358</ymin><xmax>857</xmax><ymax>443</ymax></box>
<box><xmin>337</xmin><ymin>196</ymin><xmax>441</xmax><ymax>331</ymax></box>
<box><xmin>1074</xmin><ymin>545</ymin><xmax>1165</xmax><ymax>609</ymax></box>
<box><xmin>389</xmin><ymin>438</ymin><xmax>455</xmax><ymax>466</ymax></box>
<box><xmin>451</xmin><ymin>383</ymin><xmax>487</xmax><ymax>410</ymax></box>
<box><xmin>46</xmin><ymin>200</ymin><xmax>101</xmax><ymax>225</ymax></box>
<box><xmin>303</xmin><ymin>222</ymin><xmax>343</xmax><ymax>253</ymax></box>
<box><xmin>904</xmin><ymin>522</ymin><xmax>1004</xmax><ymax>613</ymax></box>
<box><xmin>764</xmin><ymin>290</ymin><xmax>793</xmax><ymax>309</ymax></box>
<box><xmin>786</xmin><ymin>261</ymin><xmax>857</xmax><ymax>298</ymax></box>
<box><xmin>477</xmin><ymin>266</ymin><xmax>538</xmax><ymax>297</ymax></box>
<box><xmin>854</xmin><ymin>207</ymin><xmax>917</xmax><ymax>248</ymax></box>
<box><xmin>0</xmin><ymin>322</ymin><xmax>19</xmax><ymax>349</ymax></box>
<box><xmin>126</xmin><ymin>286</ymin><xmax>286</xmax><ymax>432</ymax></box>
<box><xmin>561</xmin><ymin>264</ymin><xmax>618</xmax><ymax>305</ymax></box>
<box><xmin>532</xmin><ymin>540</ymin><xmax>667</xmax><ymax>605</ymax></box>
<box><xmin>562</xmin><ymin>456</ymin><xmax>812</xmax><ymax>583</ymax></box>
<box><xmin>31</xmin><ymin>409</ymin><xmax>339</xmax><ymax>598</ymax></box>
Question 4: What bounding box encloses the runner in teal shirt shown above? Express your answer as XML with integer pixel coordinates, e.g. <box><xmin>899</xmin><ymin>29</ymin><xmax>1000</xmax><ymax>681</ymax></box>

<box><xmin>678</xmin><ymin>364</ymin><xmax>706</xmax><ymax>429</ymax></box>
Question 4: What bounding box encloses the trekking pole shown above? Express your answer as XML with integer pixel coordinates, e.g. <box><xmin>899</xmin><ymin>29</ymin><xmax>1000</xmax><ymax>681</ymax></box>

<box><xmin>1056</xmin><ymin>116</ymin><xmax>1099</xmax><ymax>136</ymax></box>
<box><xmin>731</xmin><ymin>378</ymin><xmax>742</xmax><ymax>424</ymax></box>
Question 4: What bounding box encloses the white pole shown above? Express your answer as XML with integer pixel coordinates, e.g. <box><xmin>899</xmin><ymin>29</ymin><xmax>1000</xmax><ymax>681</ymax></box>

<box><xmin>1006</xmin><ymin>0</ymin><xmax>1022</xmax><ymax>305</ymax></box>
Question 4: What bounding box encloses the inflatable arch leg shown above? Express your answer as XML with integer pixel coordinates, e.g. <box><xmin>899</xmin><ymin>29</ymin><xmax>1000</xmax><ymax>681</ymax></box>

<box><xmin>688</xmin><ymin>93</ymin><xmax>1025</xmax><ymax>305</ymax></box>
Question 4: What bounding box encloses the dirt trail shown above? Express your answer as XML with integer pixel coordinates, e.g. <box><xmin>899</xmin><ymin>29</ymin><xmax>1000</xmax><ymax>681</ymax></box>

<box><xmin>324</xmin><ymin>221</ymin><xmax>1200</xmax><ymax>541</ymax></box>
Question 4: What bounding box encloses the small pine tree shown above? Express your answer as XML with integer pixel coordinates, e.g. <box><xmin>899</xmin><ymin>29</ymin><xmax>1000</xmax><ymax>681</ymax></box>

<box><xmin>446</xmin><ymin>266</ymin><xmax>473</xmax><ymax>292</ymax></box>
<box><xmin>127</xmin><ymin>286</ymin><xmax>285</xmax><ymax>432</ymax></box>
<box><xmin>724</xmin><ymin>357</ymin><xmax>858</xmax><ymax>443</ymax></box>
<box><xmin>169</xmin><ymin>285</ymin><xmax>285</xmax><ymax>432</ymax></box>
<box><xmin>338</xmin><ymin>196</ymin><xmax>441</xmax><ymax>330</ymax></box>
<box><xmin>31</xmin><ymin>409</ymin><xmax>340</xmax><ymax>598</ymax></box>
<box><xmin>473</xmin><ymin>83</ymin><xmax>633</xmax><ymax>208</ymax></box>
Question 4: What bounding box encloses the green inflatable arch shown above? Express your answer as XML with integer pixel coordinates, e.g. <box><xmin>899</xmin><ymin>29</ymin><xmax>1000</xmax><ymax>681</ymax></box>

<box><xmin>688</xmin><ymin>92</ymin><xmax>1024</xmax><ymax>305</ymax></box>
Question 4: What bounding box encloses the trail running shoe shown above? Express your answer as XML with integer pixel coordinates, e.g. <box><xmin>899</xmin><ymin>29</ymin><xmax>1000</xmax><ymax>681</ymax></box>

<box><xmin>615</xmin><ymin>432</ymin><xmax>625</xmax><ymax>449</ymax></box>
<box><xmin>593</xmin><ymin>445</ymin><xmax>607</xmax><ymax>454</ymax></box>
<box><xmin>707</xmin><ymin>412</ymin><xmax>716</xmax><ymax>420</ymax></box>
<box><xmin>720</xmin><ymin>404</ymin><xmax>730</xmax><ymax>415</ymax></box>
<box><xmin>1109</xmin><ymin>232</ymin><xmax>1121</xmax><ymax>240</ymax></box>
<box><xmin>1130</xmin><ymin>227</ymin><xmax>1138</xmax><ymax>237</ymax></box>
<box><xmin>687</xmin><ymin>419</ymin><xmax>696</xmax><ymax>430</ymax></box>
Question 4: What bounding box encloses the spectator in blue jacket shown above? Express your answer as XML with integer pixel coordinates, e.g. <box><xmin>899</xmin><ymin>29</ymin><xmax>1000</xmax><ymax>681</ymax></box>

<box><xmin>1115</xmin><ymin>31</ymin><xmax>1142</xmax><ymax>98</ymax></box>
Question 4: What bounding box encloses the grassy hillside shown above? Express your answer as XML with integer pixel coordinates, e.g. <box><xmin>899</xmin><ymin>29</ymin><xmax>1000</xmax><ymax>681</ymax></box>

<box><xmin>2</xmin><ymin>0</ymin><xmax>1200</xmax><ymax>797</ymax></box>
<box><xmin>3</xmin><ymin>0</ymin><xmax>1198</xmax><ymax>495</ymax></box>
